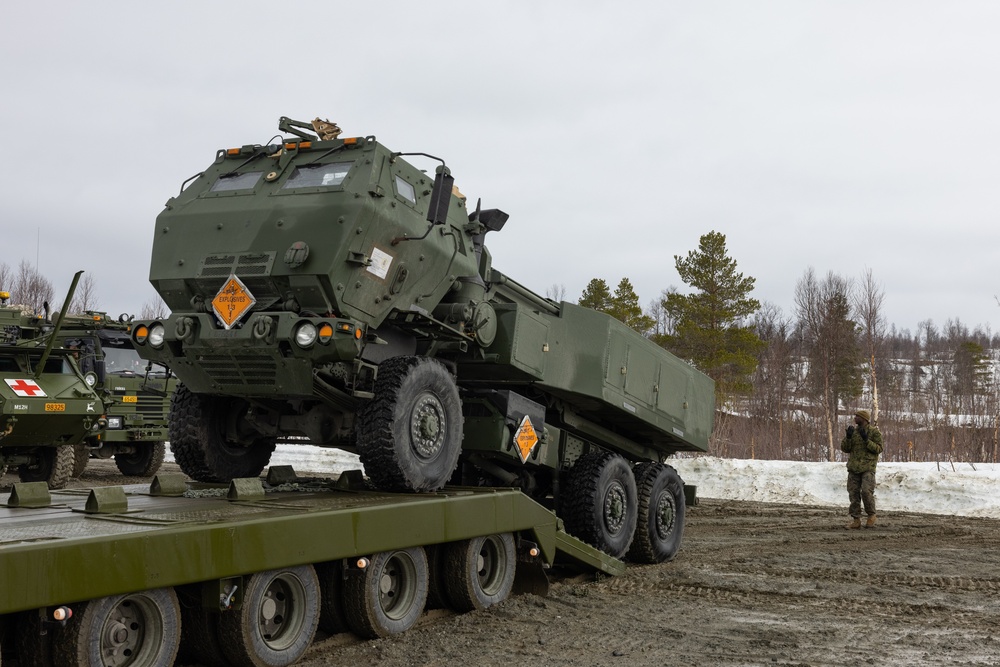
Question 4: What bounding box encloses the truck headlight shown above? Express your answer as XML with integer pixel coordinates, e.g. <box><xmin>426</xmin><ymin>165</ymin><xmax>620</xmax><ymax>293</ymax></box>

<box><xmin>106</xmin><ymin>416</ymin><xmax>123</xmax><ymax>429</ymax></box>
<box><xmin>294</xmin><ymin>322</ymin><xmax>318</xmax><ymax>348</ymax></box>
<box><xmin>84</xmin><ymin>372</ymin><xmax>98</xmax><ymax>388</ymax></box>
<box><xmin>148</xmin><ymin>323</ymin><xmax>166</xmax><ymax>349</ymax></box>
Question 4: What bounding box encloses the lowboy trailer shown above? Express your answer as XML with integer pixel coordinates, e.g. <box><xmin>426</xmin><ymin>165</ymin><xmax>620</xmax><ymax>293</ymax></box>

<box><xmin>0</xmin><ymin>466</ymin><xmax>626</xmax><ymax>667</ymax></box>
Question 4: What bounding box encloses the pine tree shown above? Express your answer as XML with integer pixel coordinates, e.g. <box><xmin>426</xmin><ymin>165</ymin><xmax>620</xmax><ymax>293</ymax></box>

<box><xmin>607</xmin><ymin>278</ymin><xmax>655</xmax><ymax>335</ymax></box>
<box><xmin>578</xmin><ymin>278</ymin><xmax>612</xmax><ymax>312</ymax></box>
<box><xmin>660</xmin><ymin>231</ymin><xmax>763</xmax><ymax>398</ymax></box>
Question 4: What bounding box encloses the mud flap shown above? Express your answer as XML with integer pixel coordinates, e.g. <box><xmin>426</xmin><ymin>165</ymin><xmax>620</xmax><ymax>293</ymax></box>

<box><xmin>513</xmin><ymin>559</ymin><xmax>549</xmax><ymax>597</ymax></box>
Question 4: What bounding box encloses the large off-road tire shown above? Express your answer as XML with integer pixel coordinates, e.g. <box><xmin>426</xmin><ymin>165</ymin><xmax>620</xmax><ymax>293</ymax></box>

<box><xmin>560</xmin><ymin>450</ymin><xmax>638</xmax><ymax>559</ymax></box>
<box><xmin>72</xmin><ymin>443</ymin><xmax>90</xmax><ymax>477</ymax></box>
<box><xmin>442</xmin><ymin>533</ymin><xmax>516</xmax><ymax>612</ymax></box>
<box><xmin>627</xmin><ymin>462</ymin><xmax>686</xmax><ymax>563</ymax></box>
<box><xmin>357</xmin><ymin>356</ymin><xmax>463</xmax><ymax>492</ymax></box>
<box><xmin>344</xmin><ymin>548</ymin><xmax>429</xmax><ymax>639</ymax></box>
<box><xmin>50</xmin><ymin>588</ymin><xmax>181</xmax><ymax>667</ymax></box>
<box><xmin>169</xmin><ymin>384</ymin><xmax>275</xmax><ymax>482</ymax></box>
<box><xmin>169</xmin><ymin>384</ymin><xmax>216</xmax><ymax>481</ymax></box>
<box><xmin>18</xmin><ymin>445</ymin><xmax>74</xmax><ymax>489</ymax></box>
<box><xmin>218</xmin><ymin>566</ymin><xmax>321</xmax><ymax>667</ymax></box>
<box><xmin>115</xmin><ymin>441</ymin><xmax>166</xmax><ymax>477</ymax></box>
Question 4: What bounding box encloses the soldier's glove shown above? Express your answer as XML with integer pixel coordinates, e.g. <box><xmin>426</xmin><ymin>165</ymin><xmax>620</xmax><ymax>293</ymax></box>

<box><xmin>846</xmin><ymin>425</ymin><xmax>855</xmax><ymax>438</ymax></box>
<box><xmin>859</xmin><ymin>426</ymin><xmax>868</xmax><ymax>441</ymax></box>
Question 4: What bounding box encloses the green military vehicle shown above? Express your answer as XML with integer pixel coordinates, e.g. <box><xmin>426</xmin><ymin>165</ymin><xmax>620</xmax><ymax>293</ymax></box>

<box><xmin>0</xmin><ymin>274</ymin><xmax>106</xmax><ymax>488</ymax></box>
<box><xmin>55</xmin><ymin>312</ymin><xmax>175</xmax><ymax>477</ymax></box>
<box><xmin>133</xmin><ymin>116</ymin><xmax>715</xmax><ymax>563</ymax></box>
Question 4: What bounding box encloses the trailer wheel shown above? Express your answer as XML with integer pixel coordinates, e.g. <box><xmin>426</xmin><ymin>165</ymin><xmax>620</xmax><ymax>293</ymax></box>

<box><xmin>176</xmin><ymin>584</ymin><xmax>229</xmax><ymax>667</ymax></box>
<box><xmin>218</xmin><ymin>565</ymin><xmax>321</xmax><ymax>667</ymax></box>
<box><xmin>72</xmin><ymin>443</ymin><xmax>90</xmax><ymax>477</ymax></box>
<box><xmin>358</xmin><ymin>357</ymin><xmax>463</xmax><ymax>492</ymax></box>
<box><xmin>344</xmin><ymin>547</ymin><xmax>429</xmax><ymax>639</ymax></box>
<box><xmin>316</xmin><ymin>560</ymin><xmax>350</xmax><ymax>634</ymax></box>
<box><xmin>115</xmin><ymin>441</ymin><xmax>166</xmax><ymax>477</ymax></box>
<box><xmin>50</xmin><ymin>588</ymin><xmax>181</xmax><ymax>667</ymax></box>
<box><xmin>442</xmin><ymin>533</ymin><xmax>516</xmax><ymax>612</ymax></box>
<box><xmin>561</xmin><ymin>450</ymin><xmax>638</xmax><ymax>559</ymax></box>
<box><xmin>18</xmin><ymin>445</ymin><xmax>74</xmax><ymax>489</ymax></box>
<box><xmin>627</xmin><ymin>463</ymin><xmax>685</xmax><ymax>563</ymax></box>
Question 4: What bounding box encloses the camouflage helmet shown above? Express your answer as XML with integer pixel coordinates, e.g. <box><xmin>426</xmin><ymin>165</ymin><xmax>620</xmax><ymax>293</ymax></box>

<box><xmin>855</xmin><ymin>409</ymin><xmax>871</xmax><ymax>423</ymax></box>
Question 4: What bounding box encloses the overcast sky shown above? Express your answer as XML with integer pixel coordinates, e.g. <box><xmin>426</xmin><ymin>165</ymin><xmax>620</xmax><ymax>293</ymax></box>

<box><xmin>3</xmin><ymin>2</ymin><xmax>1000</xmax><ymax>338</ymax></box>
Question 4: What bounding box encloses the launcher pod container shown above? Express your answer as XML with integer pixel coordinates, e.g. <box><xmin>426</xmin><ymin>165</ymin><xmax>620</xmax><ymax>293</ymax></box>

<box><xmin>133</xmin><ymin>116</ymin><xmax>715</xmax><ymax>562</ymax></box>
<box><xmin>0</xmin><ymin>273</ymin><xmax>106</xmax><ymax>488</ymax></box>
<box><xmin>55</xmin><ymin>311</ymin><xmax>176</xmax><ymax>477</ymax></box>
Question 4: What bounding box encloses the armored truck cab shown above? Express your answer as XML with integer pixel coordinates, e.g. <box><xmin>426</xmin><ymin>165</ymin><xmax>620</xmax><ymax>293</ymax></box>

<box><xmin>56</xmin><ymin>312</ymin><xmax>175</xmax><ymax>477</ymax></box>
<box><xmin>0</xmin><ymin>283</ymin><xmax>106</xmax><ymax>488</ymax></box>
<box><xmin>133</xmin><ymin>117</ymin><xmax>714</xmax><ymax>562</ymax></box>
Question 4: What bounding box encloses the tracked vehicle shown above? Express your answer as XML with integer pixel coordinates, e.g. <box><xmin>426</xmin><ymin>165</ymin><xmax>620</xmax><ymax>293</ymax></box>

<box><xmin>132</xmin><ymin>116</ymin><xmax>714</xmax><ymax>562</ymax></box>
<box><xmin>0</xmin><ymin>273</ymin><xmax>106</xmax><ymax>488</ymax></box>
<box><xmin>55</xmin><ymin>312</ymin><xmax>175</xmax><ymax>477</ymax></box>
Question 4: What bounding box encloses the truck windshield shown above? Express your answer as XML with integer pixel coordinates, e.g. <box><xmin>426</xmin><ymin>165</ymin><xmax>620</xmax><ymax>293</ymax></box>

<box><xmin>1</xmin><ymin>353</ymin><xmax>73</xmax><ymax>374</ymax></box>
<box><xmin>105</xmin><ymin>346</ymin><xmax>167</xmax><ymax>376</ymax></box>
<box><xmin>282</xmin><ymin>162</ymin><xmax>353</xmax><ymax>189</ymax></box>
<box><xmin>211</xmin><ymin>171</ymin><xmax>263</xmax><ymax>192</ymax></box>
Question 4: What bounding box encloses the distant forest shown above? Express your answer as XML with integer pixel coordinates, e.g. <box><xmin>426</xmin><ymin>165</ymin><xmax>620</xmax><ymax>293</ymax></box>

<box><xmin>6</xmin><ymin>240</ymin><xmax>999</xmax><ymax>466</ymax></box>
<box><xmin>563</xmin><ymin>232</ymin><xmax>1000</xmax><ymax>465</ymax></box>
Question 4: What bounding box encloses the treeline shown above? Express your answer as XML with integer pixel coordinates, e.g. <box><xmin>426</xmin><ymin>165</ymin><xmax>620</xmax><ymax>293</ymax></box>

<box><xmin>0</xmin><ymin>260</ymin><xmax>165</xmax><ymax>318</ymax></box>
<box><xmin>570</xmin><ymin>232</ymin><xmax>1000</xmax><ymax>465</ymax></box>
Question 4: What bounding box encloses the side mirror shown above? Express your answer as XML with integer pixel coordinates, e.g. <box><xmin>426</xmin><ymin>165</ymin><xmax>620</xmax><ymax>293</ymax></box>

<box><xmin>426</xmin><ymin>166</ymin><xmax>455</xmax><ymax>226</ymax></box>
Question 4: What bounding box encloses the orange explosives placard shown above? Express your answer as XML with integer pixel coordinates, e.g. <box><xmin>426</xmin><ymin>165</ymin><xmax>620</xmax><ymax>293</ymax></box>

<box><xmin>515</xmin><ymin>415</ymin><xmax>539</xmax><ymax>463</ymax></box>
<box><xmin>212</xmin><ymin>274</ymin><xmax>257</xmax><ymax>329</ymax></box>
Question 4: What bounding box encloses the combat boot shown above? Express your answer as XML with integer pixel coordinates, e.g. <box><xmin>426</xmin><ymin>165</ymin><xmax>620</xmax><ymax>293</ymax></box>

<box><xmin>845</xmin><ymin>517</ymin><xmax>861</xmax><ymax>530</ymax></box>
<box><xmin>865</xmin><ymin>514</ymin><xmax>877</xmax><ymax>528</ymax></box>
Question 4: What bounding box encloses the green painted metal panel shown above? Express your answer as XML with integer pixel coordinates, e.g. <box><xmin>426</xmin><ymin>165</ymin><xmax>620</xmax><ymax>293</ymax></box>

<box><xmin>0</xmin><ymin>481</ymin><xmax>559</xmax><ymax>616</ymax></box>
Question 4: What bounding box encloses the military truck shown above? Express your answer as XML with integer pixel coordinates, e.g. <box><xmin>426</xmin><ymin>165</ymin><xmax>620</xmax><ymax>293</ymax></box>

<box><xmin>132</xmin><ymin>116</ymin><xmax>715</xmax><ymax>562</ymax></box>
<box><xmin>0</xmin><ymin>274</ymin><xmax>106</xmax><ymax>488</ymax></box>
<box><xmin>55</xmin><ymin>312</ymin><xmax>175</xmax><ymax>477</ymax></box>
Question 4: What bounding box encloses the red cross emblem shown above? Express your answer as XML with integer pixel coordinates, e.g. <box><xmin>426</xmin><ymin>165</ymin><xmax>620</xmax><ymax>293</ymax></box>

<box><xmin>5</xmin><ymin>379</ymin><xmax>46</xmax><ymax>397</ymax></box>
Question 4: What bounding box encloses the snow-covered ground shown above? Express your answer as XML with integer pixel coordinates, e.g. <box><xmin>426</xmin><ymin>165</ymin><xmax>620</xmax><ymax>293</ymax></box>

<box><xmin>170</xmin><ymin>446</ymin><xmax>1000</xmax><ymax>520</ymax></box>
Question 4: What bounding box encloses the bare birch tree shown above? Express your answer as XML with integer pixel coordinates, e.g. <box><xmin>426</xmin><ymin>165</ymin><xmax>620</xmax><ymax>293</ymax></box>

<box><xmin>854</xmin><ymin>268</ymin><xmax>886</xmax><ymax>425</ymax></box>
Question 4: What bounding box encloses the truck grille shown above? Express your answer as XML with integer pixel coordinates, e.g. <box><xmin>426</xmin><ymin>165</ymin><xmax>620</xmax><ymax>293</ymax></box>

<box><xmin>196</xmin><ymin>253</ymin><xmax>280</xmax><ymax>310</ymax></box>
<box><xmin>199</xmin><ymin>354</ymin><xmax>277</xmax><ymax>387</ymax></box>
<box><xmin>136</xmin><ymin>395</ymin><xmax>169</xmax><ymax>420</ymax></box>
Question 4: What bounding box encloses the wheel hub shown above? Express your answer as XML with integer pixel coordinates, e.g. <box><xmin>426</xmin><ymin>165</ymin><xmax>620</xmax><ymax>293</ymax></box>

<box><xmin>654</xmin><ymin>492</ymin><xmax>676</xmax><ymax>539</ymax></box>
<box><xmin>603</xmin><ymin>481</ymin><xmax>628</xmax><ymax>535</ymax></box>
<box><xmin>410</xmin><ymin>394</ymin><xmax>445</xmax><ymax>460</ymax></box>
<box><xmin>100</xmin><ymin>599</ymin><xmax>146</xmax><ymax>666</ymax></box>
<box><xmin>259</xmin><ymin>585</ymin><xmax>289</xmax><ymax>640</ymax></box>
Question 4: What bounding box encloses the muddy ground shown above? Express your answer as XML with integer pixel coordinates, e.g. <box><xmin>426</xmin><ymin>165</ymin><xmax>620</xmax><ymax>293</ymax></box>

<box><xmin>15</xmin><ymin>460</ymin><xmax>1000</xmax><ymax>667</ymax></box>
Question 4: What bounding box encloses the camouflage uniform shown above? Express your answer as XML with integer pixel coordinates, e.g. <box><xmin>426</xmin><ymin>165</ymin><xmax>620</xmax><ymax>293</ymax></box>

<box><xmin>840</xmin><ymin>410</ymin><xmax>883</xmax><ymax>523</ymax></box>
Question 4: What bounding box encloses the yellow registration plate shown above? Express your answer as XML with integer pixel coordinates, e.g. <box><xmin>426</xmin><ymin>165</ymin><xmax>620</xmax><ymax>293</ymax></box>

<box><xmin>122</xmin><ymin>395</ymin><xmax>138</xmax><ymax>403</ymax></box>
<box><xmin>45</xmin><ymin>403</ymin><xmax>66</xmax><ymax>412</ymax></box>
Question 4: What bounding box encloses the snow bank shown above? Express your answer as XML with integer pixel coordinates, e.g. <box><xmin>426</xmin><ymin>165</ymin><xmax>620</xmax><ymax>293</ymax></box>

<box><xmin>169</xmin><ymin>446</ymin><xmax>1000</xmax><ymax>519</ymax></box>
<box><xmin>671</xmin><ymin>457</ymin><xmax>1000</xmax><ymax>519</ymax></box>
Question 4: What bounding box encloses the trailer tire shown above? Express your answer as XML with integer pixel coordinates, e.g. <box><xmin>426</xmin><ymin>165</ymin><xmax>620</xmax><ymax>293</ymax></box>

<box><xmin>50</xmin><ymin>588</ymin><xmax>181</xmax><ymax>667</ymax></box>
<box><xmin>627</xmin><ymin>462</ymin><xmax>685</xmax><ymax>563</ymax></box>
<box><xmin>316</xmin><ymin>560</ymin><xmax>350</xmax><ymax>634</ymax></box>
<box><xmin>442</xmin><ymin>533</ymin><xmax>516</xmax><ymax>612</ymax></box>
<box><xmin>72</xmin><ymin>443</ymin><xmax>90</xmax><ymax>477</ymax></box>
<box><xmin>115</xmin><ymin>441</ymin><xmax>166</xmax><ymax>477</ymax></box>
<box><xmin>176</xmin><ymin>584</ymin><xmax>229</xmax><ymax>667</ymax></box>
<box><xmin>18</xmin><ymin>445</ymin><xmax>74</xmax><ymax>489</ymax></box>
<box><xmin>561</xmin><ymin>450</ymin><xmax>638</xmax><ymax>559</ymax></box>
<box><xmin>344</xmin><ymin>547</ymin><xmax>429</xmax><ymax>639</ymax></box>
<box><xmin>358</xmin><ymin>357</ymin><xmax>463</xmax><ymax>492</ymax></box>
<box><xmin>218</xmin><ymin>565</ymin><xmax>321</xmax><ymax>667</ymax></box>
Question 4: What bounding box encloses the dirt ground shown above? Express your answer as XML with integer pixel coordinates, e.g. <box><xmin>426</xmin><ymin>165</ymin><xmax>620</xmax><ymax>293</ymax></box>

<box><xmin>18</xmin><ymin>460</ymin><xmax>1000</xmax><ymax>667</ymax></box>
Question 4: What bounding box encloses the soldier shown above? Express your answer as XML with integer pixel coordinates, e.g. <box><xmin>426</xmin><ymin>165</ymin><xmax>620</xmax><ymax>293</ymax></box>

<box><xmin>841</xmin><ymin>409</ymin><xmax>883</xmax><ymax>529</ymax></box>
